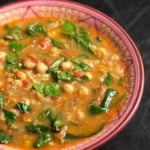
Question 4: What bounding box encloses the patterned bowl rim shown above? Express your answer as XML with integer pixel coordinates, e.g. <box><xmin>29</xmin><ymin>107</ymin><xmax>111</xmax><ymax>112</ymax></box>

<box><xmin>0</xmin><ymin>0</ymin><xmax>144</xmax><ymax>149</ymax></box>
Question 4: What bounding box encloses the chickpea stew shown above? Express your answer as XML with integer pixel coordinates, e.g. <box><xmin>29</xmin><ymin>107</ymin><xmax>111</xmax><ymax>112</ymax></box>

<box><xmin>0</xmin><ymin>18</ymin><xmax>127</xmax><ymax>149</ymax></box>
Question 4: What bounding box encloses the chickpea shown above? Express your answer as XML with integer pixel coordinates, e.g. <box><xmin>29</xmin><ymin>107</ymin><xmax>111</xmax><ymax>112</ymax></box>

<box><xmin>36</xmin><ymin>62</ymin><xmax>48</xmax><ymax>73</ymax></box>
<box><xmin>61</xmin><ymin>61</ymin><xmax>74</xmax><ymax>71</ymax></box>
<box><xmin>0</xmin><ymin>51</ymin><xmax>7</xmax><ymax>60</ymax></box>
<box><xmin>14</xmin><ymin>70</ymin><xmax>26</xmax><ymax>80</ymax></box>
<box><xmin>77</xmin><ymin>110</ymin><xmax>85</xmax><ymax>119</ymax></box>
<box><xmin>63</xmin><ymin>83</ymin><xmax>74</xmax><ymax>94</ymax></box>
<box><xmin>79</xmin><ymin>86</ymin><xmax>89</xmax><ymax>96</ymax></box>
<box><xmin>23</xmin><ymin>57</ymin><xmax>36</xmax><ymax>69</ymax></box>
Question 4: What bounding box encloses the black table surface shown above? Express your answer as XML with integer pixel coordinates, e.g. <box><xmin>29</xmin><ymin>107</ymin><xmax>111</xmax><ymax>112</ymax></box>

<box><xmin>0</xmin><ymin>0</ymin><xmax>150</xmax><ymax>150</ymax></box>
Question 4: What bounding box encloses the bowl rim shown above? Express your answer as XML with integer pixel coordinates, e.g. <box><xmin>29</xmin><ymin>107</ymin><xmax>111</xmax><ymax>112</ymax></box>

<box><xmin>0</xmin><ymin>0</ymin><xmax>144</xmax><ymax>149</ymax></box>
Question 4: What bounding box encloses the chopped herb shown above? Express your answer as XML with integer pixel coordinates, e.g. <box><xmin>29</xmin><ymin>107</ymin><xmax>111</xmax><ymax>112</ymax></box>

<box><xmin>52</xmin><ymin>115</ymin><xmax>63</xmax><ymax>132</ymax></box>
<box><xmin>118</xmin><ymin>77</ymin><xmax>124</xmax><ymax>86</ymax></box>
<box><xmin>0</xmin><ymin>92</ymin><xmax>5</xmax><ymax>109</ymax></box>
<box><xmin>76</xmin><ymin>54</ymin><xmax>90</xmax><ymax>60</ymax></box>
<box><xmin>57</xmin><ymin>72</ymin><xmax>73</xmax><ymax>82</ymax></box>
<box><xmin>89</xmin><ymin>105</ymin><xmax>108</xmax><ymax>114</ymax></box>
<box><xmin>38</xmin><ymin>109</ymin><xmax>52</xmax><ymax>121</ymax></box>
<box><xmin>103</xmin><ymin>73</ymin><xmax>113</xmax><ymax>85</ymax></box>
<box><xmin>27</xmin><ymin>22</ymin><xmax>47</xmax><ymax>36</ymax></box>
<box><xmin>62</xmin><ymin>21</ymin><xmax>98</xmax><ymax>57</ymax></box>
<box><xmin>101</xmin><ymin>88</ymin><xmax>118</xmax><ymax>108</ymax></box>
<box><xmin>34</xmin><ymin>134</ymin><xmax>51</xmax><ymax>148</ymax></box>
<box><xmin>8</xmin><ymin>42</ymin><xmax>26</xmax><ymax>52</ymax></box>
<box><xmin>0</xmin><ymin>130</ymin><xmax>11</xmax><ymax>144</ymax></box>
<box><xmin>27</xmin><ymin>123</ymin><xmax>49</xmax><ymax>134</ymax></box>
<box><xmin>6</xmin><ymin>53</ymin><xmax>23</xmax><ymax>71</ymax></box>
<box><xmin>51</xmin><ymin>38</ymin><xmax>65</xmax><ymax>49</ymax></box>
<box><xmin>65</xmin><ymin>122</ymin><xmax>105</xmax><ymax>139</ymax></box>
<box><xmin>4</xmin><ymin>24</ymin><xmax>11</xmax><ymax>30</ymax></box>
<box><xmin>15</xmin><ymin>102</ymin><xmax>32</xmax><ymax>114</ymax></box>
<box><xmin>96</xmin><ymin>36</ymin><xmax>102</xmax><ymax>42</ymax></box>
<box><xmin>47</xmin><ymin>57</ymin><xmax>64</xmax><ymax>73</ymax></box>
<box><xmin>3</xmin><ymin>109</ymin><xmax>17</xmax><ymax>126</ymax></box>
<box><xmin>11</xmin><ymin>26</ymin><xmax>21</xmax><ymax>34</ymax></box>
<box><xmin>33</xmin><ymin>82</ymin><xmax>61</xmax><ymax>97</ymax></box>
<box><xmin>62</xmin><ymin>54</ymin><xmax>90</xmax><ymax>72</ymax></box>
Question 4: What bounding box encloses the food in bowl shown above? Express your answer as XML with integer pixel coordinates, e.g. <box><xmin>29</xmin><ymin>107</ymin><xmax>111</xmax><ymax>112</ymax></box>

<box><xmin>0</xmin><ymin>17</ymin><xmax>127</xmax><ymax>149</ymax></box>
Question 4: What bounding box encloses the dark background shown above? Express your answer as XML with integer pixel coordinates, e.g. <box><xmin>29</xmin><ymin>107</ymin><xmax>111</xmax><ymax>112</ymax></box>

<box><xmin>0</xmin><ymin>0</ymin><xmax>150</xmax><ymax>150</ymax></box>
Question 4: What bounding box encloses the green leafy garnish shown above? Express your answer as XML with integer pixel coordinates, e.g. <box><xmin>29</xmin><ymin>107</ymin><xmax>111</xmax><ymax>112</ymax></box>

<box><xmin>8</xmin><ymin>42</ymin><xmax>26</xmax><ymax>52</ymax></box>
<box><xmin>76</xmin><ymin>54</ymin><xmax>90</xmax><ymax>61</ymax></box>
<box><xmin>4</xmin><ymin>26</ymin><xmax>24</xmax><ymax>41</ymax></box>
<box><xmin>0</xmin><ymin>92</ymin><xmax>5</xmax><ymax>109</ymax></box>
<box><xmin>38</xmin><ymin>109</ymin><xmax>52</xmax><ymax>121</ymax></box>
<box><xmin>96</xmin><ymin>36</ymin><xmax>102</xmax><ymax>42</ymax></box>
<box><xmin>89</xmin><ymin>105</ymin><xmax>108</xmax><ymax>114</ymax></box>
<box><xmin>103</xmin><ymin>73</ymin><xmax>113</xmax><ymax>85</ymax></box>
<box><xmin>6</xmin><ymin>53</ymin><xmax>23</xmax><ymax>71</ymax></box>
<box><xmin>33</xmin><ymin>82</ymin><xmax>61</xmax><ymax>97</ymax></box>
<box><xmin>4</xmin><ymin>24</ymin><xmax>11</xmax><ymax>30</ymax></box>
<box><xmin>0</xmin><ymin>130</ymin><xmax>11</xmax><ymax>144</ymax></box>
<box><xmin>52</xmin><ymin>115</ymin><xmax>63</xmax><ymax>132</ymax></box>
<box><xmin>65</xmin><ymin>122</ymin><xmax>105</xmax><ymax>139</ymax></box>
<box><xmin>15</xmin><ymin>102</ymin><xmax>32</xmax><ymax>114</ymax></box>
<box><xmin>47</xmin><ymin>57</ymin><xmax>64</xmax><ymax>73</ymax></box>
<box><xmin>3</xmin><ymin>109</ymin><xmax>17</xmax><ymax>126</ymax></box>
<box><xmin>62</xmin><ymin>20</ymin><xmax>97</xmax><ymax>57</ymax></box>
<box><xmin>118</xmin><ymin>77</ymin><xmax>124</xmax><ymax>86</ymax></box>
<box><xmin>101</xmin><ymin>88</ymin><xmax>118</xmax><ymax>108</ymax></box>
<box><xmin>51</xmin><ymin>38</ymin><xmax>65</xmax><ymax>49</ymax></box>
<box><xmin>27</xmin><ymin>22</ymin><xmax>47</xmax><ymax>36</ymax></box>
<box><xmin>11</xmin><ymin>26</ymin><xmax>21</xmax><ymax>34</ymax></box>
<box><xmin>57</xmin><ymin>72</ymin><xmax>73</xmax><ymax>82</ymax></box>
<box><xmin>34</xmin><ymin>134</ymin><xmax>51</xmax><ymax>148</ymax></box>
<box><xmin>62</xmin><ymin>54</ymin><xmax>90</xmax><ymax>72</ymax></box>
<box><xmin>27</xmin><ymin>123</ymin><xmax>49</xmax><ymax>134</ymax></box>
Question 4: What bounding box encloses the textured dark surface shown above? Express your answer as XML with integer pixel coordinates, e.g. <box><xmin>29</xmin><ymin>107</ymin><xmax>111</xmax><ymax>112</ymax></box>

<box><xmin>0</xmin><ymin>0</ymin><xmax>150</xmax><ymax>150</ymax></box>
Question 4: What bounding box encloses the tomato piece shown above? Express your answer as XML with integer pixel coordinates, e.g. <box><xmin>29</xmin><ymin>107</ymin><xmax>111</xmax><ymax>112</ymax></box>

<box><xmin>62</xmin><ymin>51</ymin><xmax>74</xmax><ymax>58</ymax></box>
<box><xmin>40</xmin><ymin>37</ymin><xmax>51</xmax><ymax>49</ymax></box>
<box><xmin>22</xmin><ymin>79</ymin><xmax>29</xmax><ymax>87</ymax></box>
<box><xmin>73</xmin><ymin>71</ymin><xmax>84</xmax><ymax>78</ymax></box>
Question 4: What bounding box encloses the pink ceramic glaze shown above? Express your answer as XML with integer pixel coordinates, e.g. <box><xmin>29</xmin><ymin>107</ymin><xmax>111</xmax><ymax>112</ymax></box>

<box><xmin>0</xmin><ymin>0</ymin><xmax>144</xmax><ymax>150</ymax></box>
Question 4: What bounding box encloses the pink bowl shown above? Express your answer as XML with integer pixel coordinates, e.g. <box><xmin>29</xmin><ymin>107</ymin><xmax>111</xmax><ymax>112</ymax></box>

<box><xmin>0</xmin><ymin>0</ymin><xmax>144</xmax><ymax>149</ymax></box>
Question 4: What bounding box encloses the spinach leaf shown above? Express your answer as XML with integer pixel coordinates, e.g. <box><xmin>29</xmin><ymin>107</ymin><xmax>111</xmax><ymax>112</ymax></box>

<box><xmin>4</xmin><ymin>24</ymin><xmax>11</xmax><ymax>30</ymax></box>
<box><xmin>101</xmin><ymin>88</ymin><xmax>118</xmax><ymax>108</ymax></box>
<box><xmin>3</xmin><ymin>109</ymin><xmax>17</xmax><ymax>126</ymax></box>
<box><xmin>96</xmin><ymin>36</ymin><xmax>102</xmax><ymax>42</ymax></box>
<box><xmin>89</xmin><ymin>105</ymin><xmax>108</xmax><ymax>114</ymax></box>
<box><xmin>118</xmin><ymin>77</ymin><xmax>124</xmax><ymax>86</ymax></box>
<box><xmin>27</xmin><ymin>22</ymin><xmax>47</xmax><ymax>36</ymax></box>
<box><xmin>62</xmin><ymin>21</ymin><xmax>97</xmax><ymax>57</ymax></box>
<box><xmin>6</xmin><ymin>53</ymin><xmax>23</xmax><ymax>71</ymax></box>
<box><xmin>33</xmin><ymin>82</ymin><xmax>61</xmax><ymax>97</ymax></box>
<box><xmin>0</xmin><ymin>92</ymin><xmax>5</xmax><ymax>109</ymax></box>
<box><xmin>103</xmin><ymin>73</ymin><xmax>113</xmax><ymax>85</ymax></box>
<box><xmin>51</xmin><ymin>38</ymin><xmax>65</xmax><ymax>49</ymax></box>
<box><xmin>15</xmin><ymin>102</ymin><xmax>32</xmax><ymax>114</ymax></box>
<box><xmin>47</xmin><ymin>57</ymin><xmax>64</xmax><ymax>73</ymax></box>
<box><xmin>52</xmin><ymin>115</ymin><xmax>63</xmax><ymax>132</ymax></box>
<box><xmin>44</xmin><ymin>83</ymin><xmax>60</xmax><ymax>97</ymax></box>
<box><xmin>62</xmin><ymin>20</ymin><xmax>76</xmax><ymax>33</ymax></box>
<box><xmin>38</xmin><ymin>109</ymin><xmax>52</xmax><ymax>121</ymax></box>
<box><xmin>62</xmin><ymin>54</ymin><xmax>90</xmax><ymax>72</ymax></box>
<box><xmin>4</xmin><ymin>26</ymin><xmax>24</xmax><ymax>41</ymax></box>
<box><xmin>0</xmin><ymin>130</ymin><xmax>11</xmax><ymax>144</ymax></box>
<box><xmin>34</xmin><ymin>134</ymin><xmax>51</xmax><ymax>148</ymax></box>
<box><xmin>57</xmin><ymin>72</ymin><xmax>73</xmax><ymax>82</ymax></box>
<box><xmin>11</xmin><ymin>26</ymin><xmax>21</xmax><ymax>34</ymax></box>
<box><xmin>65</xmin><ymin>122</ymin><xmax>105</xmax><ymax>139</ymax></box>
<box><xmin>76</xmin><ymin>54</ymin><xmax>90</xmax><ymax>61</ymax></box>
<box><xmin>27</xmin><ymin>123</ymin><xmax>49</xmax><ymax>134</ymax></box>
<box><xmin>8</xmin><ymin>42</ymin><xmax>26</xmax><ymax>52</ymax></box>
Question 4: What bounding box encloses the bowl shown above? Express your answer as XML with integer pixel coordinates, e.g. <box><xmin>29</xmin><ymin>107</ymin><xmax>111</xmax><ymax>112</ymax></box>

<box><xmin>0</xmin><ymin>0</ymin><xmax>144</xmax><ymax>149</ymax></box>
